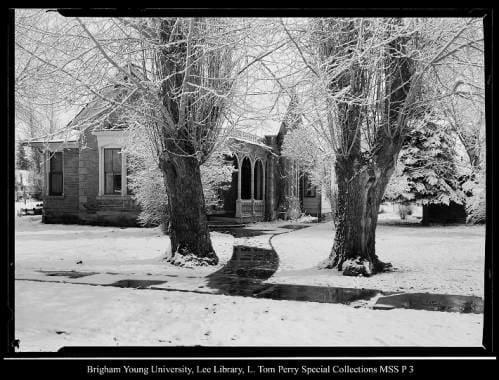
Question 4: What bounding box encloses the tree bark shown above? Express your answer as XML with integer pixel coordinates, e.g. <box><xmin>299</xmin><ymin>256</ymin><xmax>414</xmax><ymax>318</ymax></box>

<box><xmin>160</xmin><ymin>155</ymin><xmax>218</xmax><ymax>265</ymax></box>
<box><xmin>317</xmin><ymin>19</ymin><xmax>416</xmax><ymax>276</ymax></box>
<box><xmin>323</xmin><ymin>156</ymin><xmax>395</xmax><ymax>276</ymax></box>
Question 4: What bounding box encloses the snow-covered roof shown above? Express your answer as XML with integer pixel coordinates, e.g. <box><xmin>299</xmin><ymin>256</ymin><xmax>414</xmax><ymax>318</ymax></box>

<box><xmin>67</xmin><ymin>85</ymin><xmax>123</xmax><ymax>131</ymax></box>
<box><xmin>24</xmin><ymin>81</ymin><xmax>126</xmax><ymax>148</ymax></box>
<box><xmin>24</xmin><ymin>128</ymin><xmax>81</xmax><ymax>149</ymax></box>
<box><xmin>227</xmin><ymin>130</ymin><xmax>264</xmax><ymax>144</ymax></box>
<box><xmin>71</xmin><ymin>64</ymin><xmax>146</xmax><ymax>131</ymax></box>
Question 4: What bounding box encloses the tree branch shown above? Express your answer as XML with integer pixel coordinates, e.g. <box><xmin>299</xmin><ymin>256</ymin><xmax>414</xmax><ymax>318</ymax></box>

<box><xmin>76</xmin><ymin>18</ymin><xmax>147</xmax><ymax>92</ymax></box>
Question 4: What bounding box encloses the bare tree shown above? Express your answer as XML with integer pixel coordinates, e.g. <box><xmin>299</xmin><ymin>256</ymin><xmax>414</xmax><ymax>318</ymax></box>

<box><xmin>434</xmin><ymin>31</ymin><xmax>485</xmax><ymax>172</ymax></box>
<box><xmin>274</xmin><ymin>17</ymin><xmax>484</xmax><ymax>276</ymax></box>
<box><xmin>15</xmin><ymin>12</ymin><xmax>270</xmax><ymax>265</ymax></box>
<box><xmin>16</xmin><ymin>13</ymin><xmax>484</xmax><ymax>271</ymax></box>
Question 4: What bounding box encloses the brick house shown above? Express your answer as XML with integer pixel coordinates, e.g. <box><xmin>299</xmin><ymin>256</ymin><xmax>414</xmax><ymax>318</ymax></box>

<box><xmin>27</xmin><ymin>126</ymin><xmax>140</xmax><ymax>226</ymax></box>
<box><xmin>26</xmin><ymin>84</ymin><xmax>332</xmax><ymax>226</ymax></box>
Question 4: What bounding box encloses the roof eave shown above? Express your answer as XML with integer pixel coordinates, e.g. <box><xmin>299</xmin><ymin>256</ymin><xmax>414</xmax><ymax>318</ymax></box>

<box><xmin>23</xmin><ymin>140</ymin><xmax>79</xmax><ymax>150</ymax></box>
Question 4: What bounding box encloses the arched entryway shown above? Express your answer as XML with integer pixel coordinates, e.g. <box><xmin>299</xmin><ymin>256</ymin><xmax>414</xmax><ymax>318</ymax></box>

<box><xmin>234</xmin><ymin>154</ymin><xmax>267</xmax><ymax>219</ymax></box>
<box><xmin>254</xmin><ymin>160</ymin><xmax>264</xmax><ymax>201</ymax></box>
<box><xmin>241</xmin><ymin>157</ymin><xmax>252</xmax><ymax>200</ymax></box>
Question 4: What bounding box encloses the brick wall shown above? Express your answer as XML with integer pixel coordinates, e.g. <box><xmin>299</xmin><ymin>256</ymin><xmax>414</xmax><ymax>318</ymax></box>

<box><xmin>42</xmin><ymin>148</ymin><xmax>80</xmax><ymax>224</ymax></box>
<box><xmin>78</xmin><ymin>129</ymin><xmax>100</xmax><ymax>215</ymax></box>
<box><xmin>43</xmin><ymin>129</ymin><xmax>140</xmax><ymax>226</ymax></box>
<box><xmin>77</xmin><ymin>129</ymin><xmax>140</xmax><ymax>226</ymax></box>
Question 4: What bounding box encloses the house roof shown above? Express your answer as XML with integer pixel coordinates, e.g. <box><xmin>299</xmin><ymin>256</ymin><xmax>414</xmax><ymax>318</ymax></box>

<box><xmin>70</xmin><ymin>64</ymin><xmax>145</xmax><ymax>131</ymax></box>
<box><xmin>67</xmin><ymin>86</ymin><xmax>124</xmax><ymax>131</ymax></box>
<box><xmin>23</xmin><ymin>84</ymin><xmax>124</xmax><ymax>149</ymax></box>
<box><xmin>24</xmin><ymin>64</ymin><xmax>142</xmax><ymax>147</ymax></box>
<box><xmin>23</xmin><ymin>128</ymin><xmax>81</xmax><ymax>149</ymax></box>
<box><xmin>26</xmin><ymin>63</ymin><xmax>293</xmax><ymax>149</ymax></box>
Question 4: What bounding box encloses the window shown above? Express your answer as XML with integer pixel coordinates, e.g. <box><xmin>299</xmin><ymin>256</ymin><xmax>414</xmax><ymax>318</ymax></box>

<box><xmin>49</xmin><ymin>152</ymin><xmax>63</xmax><ymax>195</ymax></box>
<box><xmin>241</xmin><ymin>157</ymin><xmax>251</xmax><ymax>200</ymax></box>
<box><xmin>304</xmin><ymin>174</ymin><xmax>316</xmax><ymax>198</ymax></box>
<box><xmin>254</xmin><ymin>160</ymin><xmax>264</xmax><ymax>200</ymax></box>
<box><xmin>104</xmin><ymin>148</ymin><xmax>122</xmax><ymax>195</ymax></box>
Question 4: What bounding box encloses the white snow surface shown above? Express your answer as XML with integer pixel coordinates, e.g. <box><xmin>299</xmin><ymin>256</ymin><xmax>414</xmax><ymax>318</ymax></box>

<box><xmin>15</xmin><ymin>216</ymin><xmax>234</xmax><ymax>277</ymax></box>
<box><xmin>271</xmin><ymin>220</ymin><xmax>485</xmax><ymax>297</ymax></box>
<box><xmin>15</xmin><ymin>215</ymin><xmax>485</xmax><ymax>351</ymax></box>
<box><xmin>16</xmin><ymin>281</ymin><xmax>483</xmax><ymax>351</ymax></box>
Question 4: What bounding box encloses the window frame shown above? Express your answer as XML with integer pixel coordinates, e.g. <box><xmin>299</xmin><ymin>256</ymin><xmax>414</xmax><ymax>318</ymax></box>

<box><xmin>94</xmin><ymin>130</ymin><xmax>128</xmax><ymax>197</ymax></box>
<box><xmin>103</xmin><ymin>148</ymin><xmax>123</xmax><ymax>195</ymax></box>
<box><xmin>48</xmin><ymin>151</ymin><xmax>64</xmax><ymax>196</ymax></box>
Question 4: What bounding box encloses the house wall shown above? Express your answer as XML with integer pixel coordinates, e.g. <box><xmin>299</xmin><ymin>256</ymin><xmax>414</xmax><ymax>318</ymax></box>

<box><xmin>265</xmin><ymin>155</ymin><xmax>278</xmax><ymax>221</ymax></box>
<box><xmin>264</xmin><ymin>136</ymin><xmax>279</xmax><ymax>221</ymax></box>
<box><xmin>77</xmin><ymin>130</ymin><xmax>100</xmax><ymax>219</ymax></box>
<box><xmin>302</xmin><ymin>193</ymin><xmax>321</xmax><ymax>216</ymax></box>
<box><xmin>77</xmin><ymin>128</ymin><xmax>140</xmax><ymax>226</ymax></box>
<box><xmin>300</xmin><ymin>182</ymin><xmax>333</xmax><ymax>219</ymax></box>
<box><xmin>41</xmin><ymin>130</ymin><xmax>309</xmax><ymax>226</ymax></box>
<box><xmin>301</xmin><ymin>190</ymin><xmax>332</xmax><ymax>218</ymax></box>
<box><xmin>42</xmin><ymin>129</ymin><xmax>140</xmax><ymax>226</ymax></box>
<box><xmin>42</xmin><ymin>148</ymin><xmax>80</xmax><ymax>224</ymax></box>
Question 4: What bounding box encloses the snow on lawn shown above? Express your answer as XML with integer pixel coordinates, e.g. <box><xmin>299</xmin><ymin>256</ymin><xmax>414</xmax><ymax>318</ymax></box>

<box><xmin>15</xmin><ymin>216</ymin><xmax>234</xmax><ymax>277</ymax></box>
<box><xmin>15</xmin><ymin>281</ymin><xmax>483</xmax><ymax>351</ymax></box>
<box><xmin>16</xmin><ymin>214</ymin><xmax>485</xmax><ymax>297</ymax></box>
<box><xmin>270</xmin><ymin>220</ymin><xmax>485</xmax><ymax>297</ymax></box>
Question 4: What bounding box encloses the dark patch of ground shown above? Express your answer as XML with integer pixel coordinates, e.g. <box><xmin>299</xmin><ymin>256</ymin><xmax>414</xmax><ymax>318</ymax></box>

<box><xmin>38</xmin><ymin>270</ymin><xmax>99</xmax><ymax>279</ymax></box>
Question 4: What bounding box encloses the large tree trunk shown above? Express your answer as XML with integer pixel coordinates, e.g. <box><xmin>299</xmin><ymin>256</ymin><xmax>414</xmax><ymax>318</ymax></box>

<box><xmin>318</xmin><ymin>19</ymin><xmax>414</xmax><ymax>277</ymax></box>
<box><xmin>323</xmin><ymin>157</ymin><xmax>395</xmax><ymax>276</ymax></box>
<box><xmin>160</xmin><ymin>156</ymin><xmax>218</xmax><ymax>266</ymax></box>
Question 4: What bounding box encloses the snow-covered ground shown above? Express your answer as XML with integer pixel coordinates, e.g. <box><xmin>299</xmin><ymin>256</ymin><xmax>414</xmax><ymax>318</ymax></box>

<box><xmin>271</xmin><ymin>220</ymin><xmax>485</xmax><ymax>297</ymax></box>
<box><xmin>14</xmin><ymin>214</ymin><xmax>485</xmax><ymax>351</ymax></box>
<box><xmin>16</xmin><ymin>281</ymin><xmax>482</xmax><ymax>351</ymax></box>
<box><xmin>14</xmin><ymin>214</ymin><xmax>316</xmax><ymax>278</ymax></box>
<box><xmin>15</xmin><ymin>216</ymin><xmax>234</xmax><ymax>277</ymax></box>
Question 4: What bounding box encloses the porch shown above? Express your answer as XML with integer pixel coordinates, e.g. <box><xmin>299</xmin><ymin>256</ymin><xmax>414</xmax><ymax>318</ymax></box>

<box><xmin>232</xmin><ymin>150</ymin><xmax>267</xmax><ymax>220</ymax></box>
<box><xmin>210</xmin><ymin>135</ymin><xmax>271</xmax><ymax>223</ymax></box>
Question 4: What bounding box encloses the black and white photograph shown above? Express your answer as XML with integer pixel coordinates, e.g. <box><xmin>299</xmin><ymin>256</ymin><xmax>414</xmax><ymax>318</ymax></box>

<box><xmin>6</xmin><ymin>7</ymin><xmax>494</xmax><ymax>374</ymax></box>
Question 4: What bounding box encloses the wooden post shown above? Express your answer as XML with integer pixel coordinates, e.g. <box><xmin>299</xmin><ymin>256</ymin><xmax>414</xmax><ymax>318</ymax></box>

<box><xmin>235</xmin><ymin>155</ymin><xmax>242</xmax><ymax>218</ymax></box>
<box><xmin>265</xmin><ymin>156</ymin><xmax>276</xmax><ymax>221</ymax></box>
<box><xmin>250</xmin><ymin>157</ymin><xmax>255</xmax><ymax>215</ymax></box>
<box><xmin>262</xmin><ymin>159</ymin><xmax>266</xmax><ymax>214</ymax></box>
<box><xmin>121</xmin><ymin>150</ymin><xmax>127</xmax><ymax>196</ymax></box>
<box><xmin>237</xmin><ymin>155</ymin><xmax>242</xmax><ymax>201</ymax></box>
